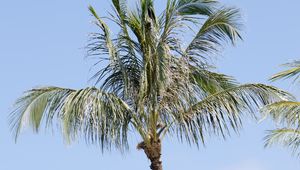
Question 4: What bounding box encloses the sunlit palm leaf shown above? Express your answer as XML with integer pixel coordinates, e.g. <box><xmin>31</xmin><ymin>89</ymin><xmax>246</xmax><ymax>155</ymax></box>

<box><xmin>262</xmin><ymin>101</ymin><xmax>300</xmax><ymax>127</ymax></box>
<box><xmin>270</xmin><ymin>60</ymin><xmax>300</xmax><ymax>82</ymax></box>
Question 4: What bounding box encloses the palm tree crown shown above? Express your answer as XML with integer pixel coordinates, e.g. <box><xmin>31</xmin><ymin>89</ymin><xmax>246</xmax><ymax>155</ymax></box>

<box><xmin>10</xmin><ymin>0</ymin><xmax>292</xmax><ymax>169</ymax></box>
<box><xmin>263</xmin><ymin>60</ymin><xmax>300</xmax><ymax>157</ymax></box>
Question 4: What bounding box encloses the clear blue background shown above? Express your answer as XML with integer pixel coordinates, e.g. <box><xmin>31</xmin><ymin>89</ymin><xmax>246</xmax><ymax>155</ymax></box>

<box><xmin>1</xmin><ymin>0</ymin><xmax>300</xmax><ymax>169</ymax></box>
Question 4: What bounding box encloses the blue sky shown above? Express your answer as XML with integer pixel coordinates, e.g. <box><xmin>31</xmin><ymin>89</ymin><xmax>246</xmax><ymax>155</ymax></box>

<box><xmin>1</xmin><ymin>0</ymin><xmax>300</xmax><ymax>169</ymax></box>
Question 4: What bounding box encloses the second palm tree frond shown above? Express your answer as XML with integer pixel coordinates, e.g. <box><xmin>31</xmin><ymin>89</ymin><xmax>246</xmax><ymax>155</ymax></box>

<box><xmin>263</xmin><ymin>60</ymin><xmax>300</xmax><ymax>157</ymax></box>
<box><xmin>270</xmin><ymin>60</ymin><xmax>300</xmax><ymax>82</ymax></box>
<box><xmin>265</xmin><ymin>128</ymin><xmax>300</xmax><ymax>156</ymax></box>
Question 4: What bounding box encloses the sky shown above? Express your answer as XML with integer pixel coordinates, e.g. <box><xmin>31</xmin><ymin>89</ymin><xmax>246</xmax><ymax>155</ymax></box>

<box><xmin>1</xmin><ymin>0</ymin><xmax>300</xmax><ymax>170</ymax></box>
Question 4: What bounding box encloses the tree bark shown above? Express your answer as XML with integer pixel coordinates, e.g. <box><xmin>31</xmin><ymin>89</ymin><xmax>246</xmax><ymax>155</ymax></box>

<box><xmin>138</xmin><ymin>139</ymin><xmax>163</xmax><ymax>170</ymax></box>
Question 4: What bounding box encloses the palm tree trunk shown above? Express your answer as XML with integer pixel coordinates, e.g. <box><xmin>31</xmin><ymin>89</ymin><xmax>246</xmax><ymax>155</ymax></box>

<box><xmin>138</xmin><ymin>139</ymin><xmax>163</xmax><ymax>170</ymax></box>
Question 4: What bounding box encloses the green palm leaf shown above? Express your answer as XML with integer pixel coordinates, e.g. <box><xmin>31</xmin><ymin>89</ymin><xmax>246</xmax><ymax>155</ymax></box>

<box><xmin>190</xmin><ymin>66</ymin><xmax>238</xmax><ymax>94</ymax></box>
<box><xmin>176</xmin><ymin>0</ymin><xmax>217</xmax><ymax>16</ymax></box>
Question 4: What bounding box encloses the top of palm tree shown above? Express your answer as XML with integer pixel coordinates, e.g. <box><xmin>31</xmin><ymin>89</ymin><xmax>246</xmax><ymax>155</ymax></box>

<box><xmin>9</xmin><ymin>0</ymin><xmax>292</xmax><ymax>153</ymax></box>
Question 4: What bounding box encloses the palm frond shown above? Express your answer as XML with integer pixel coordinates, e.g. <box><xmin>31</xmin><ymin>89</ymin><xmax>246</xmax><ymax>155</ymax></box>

<box><xmin>176</xmin><ymin>0</ymin><xmax>217</xmax><ymax>16</ymax></box>
<box><xmin>127</xmin><ymin>10</ymin><xmax>144</xmax><ymax>45</ymax></box>
<box><xmin>270</xmin><ymin>60</ymin><xmax>300</xmax><ymax>82</ymax></box>
<box><xmin>172</xmin><ymin>84</ymin><xmax>291</xmax><ymax>145</ymax></box>
<box><xmin>112</xmin><ymin>0</ymin><xmax>127</xmax><ymax>19</ymax></box>
<box><xmin>190</xmin><ymin>66</ymin><xmax>238</xmax><ymax>95</ymax></box>
<box><xmin>265</xmin><ymin>128</ymin><xmax>300</xmax><ymax>157</ymax></box>
<box><xmin>88</xmin><ymin>6</ymin><xmax>116</xmax><ymax>60</ymax></box>
<box><xmin>261</xmin><ymin>101</ymin><xmax>300</xmax><ymax>127</ymax></box>
<box><xmin>185</xmin><ymin>7</ymin><xmax>242</xmax><ymax>62</ymax></box>
<box><xmin>159</xmin><ymin>0</ymin><xmax>218</xmax><ymax>56</ymax></box>
<box><xmin>262</xmin><ymin>60</ymin><xmax>300</xmax><ymax>158</ymax></box>
<box><xmin>9</xmin><ymin>86</ymin><xmax>133</xmax><ymax>151</ymax></box>
<box><xmin>88</xmin><ymin>5</ymin><xmax>143</xmax><ymax>101</ymax></box>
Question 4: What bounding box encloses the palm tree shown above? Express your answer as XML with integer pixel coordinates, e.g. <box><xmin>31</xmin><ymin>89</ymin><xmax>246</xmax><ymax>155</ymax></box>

<box><xmin>263</xmin><ymin>60</ymin><xmax>300</xmax><ymax>157</ymax></box>
<box><xmin>9</xmin><ymin>0</ymin><xmax>291</xmax><ymax>169</ymax></box>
